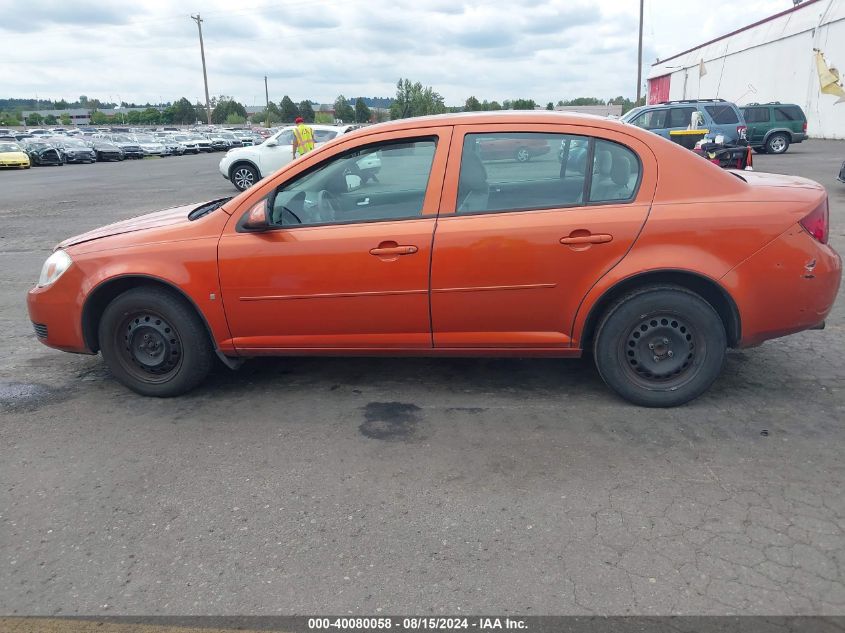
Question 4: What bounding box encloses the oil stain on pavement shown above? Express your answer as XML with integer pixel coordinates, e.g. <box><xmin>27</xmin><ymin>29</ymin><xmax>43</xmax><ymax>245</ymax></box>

<box><xmin>359</xmin><ymin>401</ymin><xmax>423</xmax><ymax>441</ymax></box>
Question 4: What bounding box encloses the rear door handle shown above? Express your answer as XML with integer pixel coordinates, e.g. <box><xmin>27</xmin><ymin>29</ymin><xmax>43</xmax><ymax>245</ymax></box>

<box><xmin>369</xmin><ymin>245</ymin><xmax>418</xmax><ymax>256</ymax></box>
<box><xmin>357</xmin><ymin>197</ymin><xmax>370</xmax><ymax>206</ymax></box>
<box><xmin>560</xmin><ymin>233</ymin><xmax>613</xmax><ymax>245</ymax></box>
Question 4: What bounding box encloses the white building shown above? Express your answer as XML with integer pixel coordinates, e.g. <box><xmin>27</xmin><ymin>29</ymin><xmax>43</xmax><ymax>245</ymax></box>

<box><xmin>648</xmin><ymin>0</ymin><xmax>845</xmax><ymax>138</ymax></box>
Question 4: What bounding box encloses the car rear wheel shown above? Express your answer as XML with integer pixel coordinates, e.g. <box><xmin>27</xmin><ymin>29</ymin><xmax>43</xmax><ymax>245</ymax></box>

<box><xmin>98</xmin><ymin>286</ymin><xmax>213</xmax><ymax>397</ymax></box>
<box><xmin>231</xmin><ymin>163</ymin><xmax>259</xmax><ymax>191</ymax></box>
<box><xmin>765</xmin><ymin>133</ymin><xmax>789</xmax><ymax>154</ymax></box>
<box><xmin>593</xmin><ymin>285</ymin><xmax>726</xmax><ymax>407</ymax></box>
<box><xmin>515</xmin><ymin>147</ymin><xmax>530</xmax><ymax>162</ymax></box>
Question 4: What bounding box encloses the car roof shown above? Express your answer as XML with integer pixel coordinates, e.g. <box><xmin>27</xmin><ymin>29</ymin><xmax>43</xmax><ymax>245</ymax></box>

<box><xmin>339</xmin><ymin>110</ymin><xmax>647</xmax><ymax>141</ymax></box>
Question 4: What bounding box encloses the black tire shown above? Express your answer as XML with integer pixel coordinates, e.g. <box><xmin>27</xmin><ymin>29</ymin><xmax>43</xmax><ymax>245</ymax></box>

<box><xmin>593</xmin><ymin>285</ymin><xmax>726</xmax><ymax>407</ymax></box>
<box><xmin>230</xmin><ymin>163</ymin><xmax>260</xmax><ymax>191</ymax></box>
<box><xmin>98</xmin><ymin>286</ymin><xmax>214</xmax><ymax>397</ymax></box>
<box><xmin>765</xmin><ymin>133</ymin><xmax>789</xmax><ymax>155</ymax></box>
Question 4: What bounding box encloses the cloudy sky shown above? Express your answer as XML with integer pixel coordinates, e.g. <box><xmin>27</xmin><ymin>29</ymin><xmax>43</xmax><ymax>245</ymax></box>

<box><xmin>0</xmin><ymin>0</ymin><xmax>791</xmax><ymax>107</ymax></box>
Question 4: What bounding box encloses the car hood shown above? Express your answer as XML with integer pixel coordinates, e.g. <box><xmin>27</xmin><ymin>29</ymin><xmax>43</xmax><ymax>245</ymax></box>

<box><xmin>58</xmin><ymin>203</ymin><xmax>200</xmax><ymax>249</ymax></box>
<box><xmin>0</xmin><ymin>151</ymin><xmax>27</xmax><ymax>159</ymax></box>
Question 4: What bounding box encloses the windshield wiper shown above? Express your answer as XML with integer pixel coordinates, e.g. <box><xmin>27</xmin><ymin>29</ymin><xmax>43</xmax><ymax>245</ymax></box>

<box><xmin>189</xmin><ymin>197</ymin><xmax>232</xmax><ymax>220</ymax></box>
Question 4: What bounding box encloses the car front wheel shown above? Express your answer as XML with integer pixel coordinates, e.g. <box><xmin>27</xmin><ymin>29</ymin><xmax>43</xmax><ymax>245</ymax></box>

<box><xmin>98</xmin><ymin>286</ymin><xmax>214</xmax><ymax>397</ymax></box>
<box><xmin>593</xmin><ymin>285</ymin><xmax>726</xmax><ymax>407</ymax></box>
<box><xmin>231</xmin><ymin>163</ymin><xmax>259</xmax><ymax>191</ymax></box>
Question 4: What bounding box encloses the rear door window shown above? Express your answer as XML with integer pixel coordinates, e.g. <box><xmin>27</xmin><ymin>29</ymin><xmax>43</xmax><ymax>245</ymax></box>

<box><xmin>456</xmin><ymin>132</ymin><xmax>641</xmax><ymax>214</ymax></box>
<box><xmin>667</xmin><ymin>107</ymin><xmax>696</xmax><ymax>128</ymax></box>
<box><xmin>742</xmin><ymin>107</ymin><xmax>770</xmax><ymax>123</ymax></box>
<box><xmin>704</xmin><ymin>105</ymin><xmax>739</xmax><ymax>124</ymax></box>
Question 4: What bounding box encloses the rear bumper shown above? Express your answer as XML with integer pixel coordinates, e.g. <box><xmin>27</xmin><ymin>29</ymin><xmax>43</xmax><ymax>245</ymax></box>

<box><xmin>721</xmin><ymin>225</ymin><xmax>841</xmax><ymax>347</ymax></box>
<box><xmin>792</xmin><ymin>132</ymin><xmax>807</xmax><ymax>143</ymax></box>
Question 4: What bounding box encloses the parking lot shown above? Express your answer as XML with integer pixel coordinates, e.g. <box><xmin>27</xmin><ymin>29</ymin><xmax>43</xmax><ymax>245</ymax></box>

<box><xmin>1</xmin><ymin>142</ymin><xmax>845</xmax><ymax>615</ymax></box>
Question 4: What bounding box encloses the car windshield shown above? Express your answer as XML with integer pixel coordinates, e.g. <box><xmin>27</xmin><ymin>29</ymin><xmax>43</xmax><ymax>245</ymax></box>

<box><xmin>134</xmin><ymin>135</ymin><xmax>156</xmax><ymax>142</ymax></box>
<box><xmin>27</xmin><ymin>142</ymin><xmax>50</xmax><ymax>149</ymax></box>
<box><xmin>63</xmin><ymin>139</ymin><xmax>87</xmax><ymax>147</ymax></box>
<box><xmin>0</xmin><ymin>142</ymin><xmax>21</xmax><ymax>151</ymax></box>
<box><xmin>111</xmin><ymin>135</ymin><xmax>132</xmax><ymax>142</ymax></box>
<box><xmin>315</xmin><ymin>130</ymin><xmax>338</xmax><ymax>142</ymax></box>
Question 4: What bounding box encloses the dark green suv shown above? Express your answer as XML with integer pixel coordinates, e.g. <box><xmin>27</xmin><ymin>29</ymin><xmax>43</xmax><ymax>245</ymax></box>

<box><xmin>740</xmin><ymin>103</ymin><xmax>807</xmax><ymax>154</ymax></box>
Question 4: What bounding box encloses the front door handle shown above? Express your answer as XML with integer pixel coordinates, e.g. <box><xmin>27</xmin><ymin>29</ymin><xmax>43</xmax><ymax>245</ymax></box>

<box><xmin>369</xmin><ymin>244</ymin><xmax>418</xmax><ymax>256</ymax></box>
<box><xmin>560</xmin><ymin>233</ymin><xmax>613</xmax><ymax>245</ymax></box>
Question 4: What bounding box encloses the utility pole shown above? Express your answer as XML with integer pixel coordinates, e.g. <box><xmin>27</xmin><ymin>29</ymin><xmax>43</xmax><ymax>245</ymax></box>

<box><xmin>264</xmin><ymin>75</ymin><xmax>270</xmax><ymax>129</ymax></box>
<box><xmin>636</xmin><ymin>0</ymin><xmax>644</xmax><ymax>104</ymax></box>
<box><xmin>191</xmin><ymin>13</ymin><xmax>212</xmax><ymax>125</ymax></box>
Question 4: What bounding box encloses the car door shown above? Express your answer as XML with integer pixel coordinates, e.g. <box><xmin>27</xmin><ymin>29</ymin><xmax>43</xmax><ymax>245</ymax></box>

<box><xmin>260</xmin><ymin>129</ymin><xmax>296</xmax><ymax>175</ymax></box>
<box><xmin>430</xmin><ymin>125</ymin><xmax>656</xmax><ymax>349</ymax></box>
<box><xmin>743</xmin><ymin>107</ymin><xmax>769</xmax><ymax>145</ymax></box>
<box><xmin>217</xmin><ymin>128</ymin><xmax>452</xmax><ymax>350</ymax></box>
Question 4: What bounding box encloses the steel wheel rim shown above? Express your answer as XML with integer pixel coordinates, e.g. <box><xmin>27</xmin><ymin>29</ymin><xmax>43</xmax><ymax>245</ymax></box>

<box><xmin>620</xmin><ymin>312</ymin><xmax>702</xmax><ymax>390</ymax></box>
<box><xmin>233</xmin><ymin>167</ymin><xmax>255</xmax><ymax>190</ymax></box>
<box><xmin>770</xmin><ymin>137</ymin><xmax>786</xmax><ymax>152</ymax></box>
<box><xmin>115</xmin><ymin>311</ymin><xmax>183</xmax><ymax>384</ymax></box>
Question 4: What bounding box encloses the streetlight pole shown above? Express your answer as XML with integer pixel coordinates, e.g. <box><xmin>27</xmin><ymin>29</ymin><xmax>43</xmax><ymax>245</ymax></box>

<box><xmin>191</xmin><ymin>13</ymin><xmax>212</xmax><ymax>125</ymax></box>
<box><xmin>636</xmin><ymin>0</ymin><xmax>644</xmax><ymax>104</ymax></box>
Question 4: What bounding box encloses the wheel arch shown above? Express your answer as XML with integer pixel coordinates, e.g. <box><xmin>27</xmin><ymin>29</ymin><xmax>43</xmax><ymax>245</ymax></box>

<box><xmin>228</xmin><ymin>158</ymin><xmax>261</xmax><ymax>180</ymax></box>
<box><xmin>578</xmin><ymin>269</ymin><xmax>741</xmax><ymax>349</ymax></box>
<box><xmin>82</xmin><ymin>274</ymin><xmax>217</xmax><ymax>355</ymax></box>
<box><xmin>763</xmin><ymin>128</ymin><xmax>793</xmax><ymax>143</ymax></box>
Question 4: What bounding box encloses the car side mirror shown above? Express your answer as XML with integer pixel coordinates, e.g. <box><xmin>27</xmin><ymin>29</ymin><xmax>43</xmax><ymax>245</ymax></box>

<box><xmin>242</xmin><ymin>200</ymin><xmax>270</xmax><ymax>231</ymax></box>
<box><xmin>266</xmin><ymin>139</ymin><xmax>278</xmax><ymax>147</ymax></box>
<box><xmin>345</xmin><ymin>174</ymin><xmax>362</xmax><ymax>192</ymax></box>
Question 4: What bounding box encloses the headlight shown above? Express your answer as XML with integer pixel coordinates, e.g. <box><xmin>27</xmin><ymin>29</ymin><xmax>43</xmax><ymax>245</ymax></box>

<box><xmin>37</xmin><ymin>250</ymin><xmax>72</xmax><ymax>287</ymax></box>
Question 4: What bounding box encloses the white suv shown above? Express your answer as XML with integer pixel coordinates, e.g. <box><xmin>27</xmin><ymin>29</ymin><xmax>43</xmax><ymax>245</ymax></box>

<box><xmin>218</xmin><ymin>124</ymin><xmax>350</xmax><ymax>191</ymax></box>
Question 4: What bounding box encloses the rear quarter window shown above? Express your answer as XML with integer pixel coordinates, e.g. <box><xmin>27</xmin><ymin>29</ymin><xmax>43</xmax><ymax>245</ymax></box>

<box><xmin>774</xmin><ymin>106</ymin><xmax>804</xmax><ymax>122</ymax></box>
<box><xmin>704</xmin><ymin>105</ymin><xmax>739</xmax><ymax>124</ymax></box>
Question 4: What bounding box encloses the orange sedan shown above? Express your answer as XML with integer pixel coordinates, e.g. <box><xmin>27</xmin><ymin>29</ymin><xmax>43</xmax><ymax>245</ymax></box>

<box><xmin>27</xmin><ymin>112</ymin><xmax>841</xmax><ymax>406</ymax></box>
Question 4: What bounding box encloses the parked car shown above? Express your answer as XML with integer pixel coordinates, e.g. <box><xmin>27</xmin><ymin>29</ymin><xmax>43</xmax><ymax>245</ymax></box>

<box><xmin>27</xmin><ymin>112</ymin><xmax>841</xmax><ymax>406</ymax></box>
<box><xmin>741</xmin><ymin>102</ymin><xmax>807</xmax><ymax>154</ymax></box>
<box><xmin>86</xmin><ymin>139</ymin><xmax>124</xmax><ymax>162</ymax></box>
<box><xmin>48</xmin><ymin>137</ymin><xmax>96</xmax><ymax>164</ymax></box>
<box><xmin>622</xmin><ymin>99</ymin><xmax>747</xmax><ymax>144</ymax></box>
<box><xmin>0</xmin><ymin>141</ymin><xmax>30</xmax><ymax>168</ymax></box>
<box><xmin>232</xmin><ymin>130</ymin><xmax>259</xmax><ymax>146</ymax></box>
<box><xmin>131</xmin><ymin>134</ymin><xmax>166</xmax><ymax>157</ymax></box>
<box><xmin>187</xmin><ymin>134</ymin><xmax>213</xmax><ymax>152</ymax></box>
<box><xmin>219</xmin><ymin>124</ymin><xmax>347</xmax><ymax>191</ymax></box>
<box><xmin>476</xmin><ymin>136</ymin><xmax>550</xmax><ymax>162</ymax></box>
<box><xmin>206</xmin><ymin>134</ymin><xmax>231</xmax><ymax>152</ymax></box>
<box><xmin>21</xmin><ymin>139</ymin><xmax>63</xmax><ymax>166</ymax></box>
<box><xmin>105</xmin><ymin>135</ymin><xmax>144</xmax><ymax>159</ymax></box>
<box><xmin>158</xmin><ymin>137</ymin><xmax>186</xmax><ymax>157</ymax></box>
<box><xmin>172</xmin><ymin>135</ymin><xmax>201</xmax><ymax>154</ymax></box>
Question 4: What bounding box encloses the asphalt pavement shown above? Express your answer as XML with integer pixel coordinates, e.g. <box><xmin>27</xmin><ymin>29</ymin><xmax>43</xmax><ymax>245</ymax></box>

<box><xmin>1</xmin><ymin>143</ymin><xmax>845</xmax><ymax>615</ymax></box>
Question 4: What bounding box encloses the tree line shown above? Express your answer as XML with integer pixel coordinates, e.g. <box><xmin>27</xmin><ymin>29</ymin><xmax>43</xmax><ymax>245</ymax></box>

<box><xmin>1</xmin><ymin>82</ymin><xmax>643</xmax><ymax>128</ymax></box>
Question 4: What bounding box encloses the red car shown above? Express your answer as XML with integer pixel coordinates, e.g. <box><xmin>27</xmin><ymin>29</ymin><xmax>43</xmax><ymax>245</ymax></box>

<box><xmin>27</xmin><ymin>112</ymin><xmax>841</xmax><ymax>407</ymax></box>
<box><xmin>476</xmin><ymin>136</ymin><xmax>550</xmax><ymax>162</ymax></box>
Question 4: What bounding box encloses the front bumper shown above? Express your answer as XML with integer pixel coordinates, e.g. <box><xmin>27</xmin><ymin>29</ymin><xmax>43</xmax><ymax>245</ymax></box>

<box><xmin>27</xmin><ymin>265</ymin><xmax>91</xmax><ymax>354</ymax></box>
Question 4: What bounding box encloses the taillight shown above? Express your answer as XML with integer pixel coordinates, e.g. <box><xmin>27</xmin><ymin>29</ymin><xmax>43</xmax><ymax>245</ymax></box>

<box><xmin>803</xmin><ymin>121</ymin><xmax>808</xmax><ymax>133</ymax></box>
<box><xmin>800</xmin><ymin>199</ymin><xmax>829</xmax><ymax>244</ymax></box>
<box><xmin>737</xmin><ymin>125</ymin><xmax>747</xmax><ymax>140</ymax></box>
